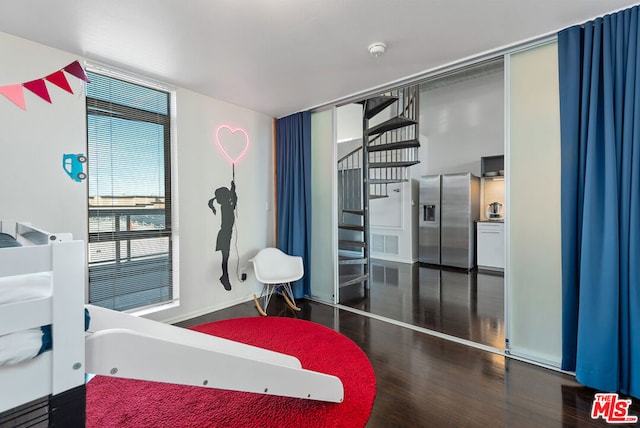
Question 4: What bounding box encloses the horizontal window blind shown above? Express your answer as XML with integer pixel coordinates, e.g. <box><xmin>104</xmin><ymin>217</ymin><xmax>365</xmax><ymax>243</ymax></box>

<box><xmin>86</xmin><ymin>71</ymin><xmax>173</xmax><ymax>311</ymax></box>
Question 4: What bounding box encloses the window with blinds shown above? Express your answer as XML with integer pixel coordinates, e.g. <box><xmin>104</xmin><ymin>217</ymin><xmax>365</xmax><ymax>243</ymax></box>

<box><xmin>86</xmin><ymin>70</ymin><xmax>173</xmax><ymax>311</ymax></box>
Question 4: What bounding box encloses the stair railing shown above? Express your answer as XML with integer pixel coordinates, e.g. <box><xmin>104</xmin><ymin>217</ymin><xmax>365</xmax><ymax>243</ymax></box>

<box><xmin>337</xmin><ymin>146</ymin><xmax>363</xmax><ymax>216</ymax></box>
<box><xmin>336</xmin><ymin>84</ymin><xmax>421</xmax><ymax>298</ymax></box>
<box><xmin>368</xmin><ymin>86</ymin><xmax>420</xmax><ymax>199</ymax></box>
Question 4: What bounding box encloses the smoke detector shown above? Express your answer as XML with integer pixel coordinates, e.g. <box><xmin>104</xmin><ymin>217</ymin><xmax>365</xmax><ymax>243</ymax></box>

<box><xmin>368</xmin><ymin>42</ymin><xmax>387</xmax><ymax>57</ymax></box>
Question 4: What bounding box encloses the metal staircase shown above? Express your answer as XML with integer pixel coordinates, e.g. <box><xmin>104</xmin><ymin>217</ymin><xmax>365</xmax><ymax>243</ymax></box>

<box><xmin>337</xmin><ymin>86</ymin><xmax>420</xmax><ymax>300</ymax></box>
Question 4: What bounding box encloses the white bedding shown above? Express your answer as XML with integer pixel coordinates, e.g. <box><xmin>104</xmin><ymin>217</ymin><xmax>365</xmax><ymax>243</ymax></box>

<box><xmin>0</xmin><ymin>272</ymin><xmax>51</xmax><ymax>305</ymax></box>
<box><xmin>0</xmin><ymin>272</ymin><xmax>52</xmax><ymax>366</ymax></box>
<box><xmin>0</xmin><ymin>329</ymin><xmax>42</xmax><ymax>366</ymax></box>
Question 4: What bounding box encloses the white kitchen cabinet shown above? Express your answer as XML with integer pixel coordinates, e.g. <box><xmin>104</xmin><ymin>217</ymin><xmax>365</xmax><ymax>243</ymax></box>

<box><xmin>477</xmin><ymin>221</ymin><xmax>504</xmax><ymax>270</ymax></box>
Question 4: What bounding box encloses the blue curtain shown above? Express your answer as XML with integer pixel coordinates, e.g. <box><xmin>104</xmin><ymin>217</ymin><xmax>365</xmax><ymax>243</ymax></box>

<box><xmin>559</xmin><ymin>6</ymin><xmax>640</xmax><ymax>399</ymax></box>
<box><xmin>276</xmin><ymin>111</ymin><xmax>312</xmax><ymax>298</ymax></box>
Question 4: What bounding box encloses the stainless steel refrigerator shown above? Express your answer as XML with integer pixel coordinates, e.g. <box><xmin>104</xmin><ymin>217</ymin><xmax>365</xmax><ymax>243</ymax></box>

<box><xmin>418</xmin><ymin>173</ymin><xmax>480</xmax><ymax>270</ymax></box>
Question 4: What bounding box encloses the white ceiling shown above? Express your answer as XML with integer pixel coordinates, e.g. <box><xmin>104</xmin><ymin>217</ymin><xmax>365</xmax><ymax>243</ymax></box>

<box><xmin>2</xmin><ymin>0</ymin><xmax>639</xmax><ymax>118</ymax></box>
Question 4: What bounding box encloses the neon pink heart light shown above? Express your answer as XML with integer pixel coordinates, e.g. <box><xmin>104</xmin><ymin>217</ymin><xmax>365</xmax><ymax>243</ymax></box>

<box><xmin>215</xmin><ymin>125</ymin><xmax>250</xmax><ymax>165</ymax></box>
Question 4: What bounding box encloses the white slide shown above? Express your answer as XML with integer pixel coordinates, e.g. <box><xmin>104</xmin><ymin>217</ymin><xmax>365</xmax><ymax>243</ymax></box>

<box><xmin>85</xmin><ymin>305</ymin><xmax>344</xmax><ymax>403</ymax></box>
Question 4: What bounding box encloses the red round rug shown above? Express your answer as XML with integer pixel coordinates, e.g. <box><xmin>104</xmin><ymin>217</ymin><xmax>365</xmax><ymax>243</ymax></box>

<box><xmin>86</xmin><ymin>317</ymin><xmax>376</xmax><ymax>428</ymax></box>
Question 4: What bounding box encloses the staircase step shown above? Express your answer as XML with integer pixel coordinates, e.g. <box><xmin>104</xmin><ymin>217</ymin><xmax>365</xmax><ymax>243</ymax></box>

<box><xmin>343</xmin><ymin>209</ymin><xmax>365</xmax><ymax>216</ymax></box>
<box><xmin>359</xmin><ymin>96</ymin><xmax>398</xmax><ymax>119</ymax></box>
<box><xmin>338</xmin><ymin>223</ymin><xmax>365</xmax><ymax>232</ymax></box>
<box><xmin>339</xmin><ymin>273</ymin><xmax>369</xmax><ymax>287</ymax></box>
<box><xmin>368</xmin><ymin>139</ymin><xmax>421</xmax><ymax>153</ymax></box>
<box><xmin>369</xmin><ymin>194</ymin><xmax>389</xmax><ymax>200</ymax></box>
<box><xmin>339</xmin><ymin>256</ymin><xmax>367</xmax><ymax>265</ymax></box>
<box><xmin>367</xmin><ymin>116</ymin><xmax>417</xmax><ymax>136</ymax></box>
<box><xmin>369</xmin><ymin>160</ymin><xmax>420</xmax><ymax>169</ymax></box>
<box><xmin>339</xmin><ymin>239</ymin><xmax>366</xmax><ymax>249</ymax></box>
<box><xmin>369</xmin><ymin>178</ymin><xmax>408</xmax><ymax>184</ymax></box>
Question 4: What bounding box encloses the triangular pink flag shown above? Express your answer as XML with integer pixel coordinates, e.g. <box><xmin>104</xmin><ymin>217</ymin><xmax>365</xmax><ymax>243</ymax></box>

<box><xmin>46</xmin><ymin>70</ymin><xmax>73</xmax><ymax>94</ymax></box>
<box><xmin>23</xmin><ymin>79</ymin><xmax>52</xmax><ymax>103</ymax></box>
<box><xmin>63</xmin><ymin>60</ymin><xmax>90</xmax><ymax>83</ymax></box>
<box><xmin>0</xmin><ymin>84</ymin><xmax>26</xmax><ymax>110</ymax></box>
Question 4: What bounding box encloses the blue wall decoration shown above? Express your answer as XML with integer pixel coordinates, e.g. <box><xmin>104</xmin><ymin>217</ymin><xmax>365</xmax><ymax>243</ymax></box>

<box><xmin>62</xmin><ymin>153</ymin><xmax>86</xmax><ymax>182</ymax></box>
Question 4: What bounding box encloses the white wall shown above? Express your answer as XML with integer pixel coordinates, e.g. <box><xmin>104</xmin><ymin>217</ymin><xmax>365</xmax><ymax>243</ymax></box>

<box><xmin>147</xmin><ymin>87</ymin><xmax>274</xmax><ymax>324</ymax></box>
<box><xmin>0</xmin><ymin>31</ymin><xmax>275</xmax><ymax>324</ymax></box>
<box><xmin>336</xmin><ymin>103</ymin><xmax>362</xmax><ymax>162</ymax></box>
<box><xmin>336</xmin><ymin>103</ymin><xmax>362</xmax><ymax>143</ymax></box>
<box><xmin>414</xmin><ymin>68</ymin><xmax>504</xmax><ymax>178</ymax></box>
<box><xmin>0</xmin><ymin>32</ymin><xmax>88</xmax><ymax>243</ymax></box>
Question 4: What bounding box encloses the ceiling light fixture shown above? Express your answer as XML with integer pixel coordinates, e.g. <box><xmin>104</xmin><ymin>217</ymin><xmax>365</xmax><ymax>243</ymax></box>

<box><xmin>368</xmin><ymin>42</ymin><xmax>386</xmax><ymax>57</ymax></box>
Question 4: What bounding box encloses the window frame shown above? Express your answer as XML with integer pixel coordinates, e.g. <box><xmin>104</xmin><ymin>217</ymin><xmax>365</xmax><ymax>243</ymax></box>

<box><xmin>85</xmin><ymin>67</ymin><xmax>176</xmax><ymax>312</ymax></box>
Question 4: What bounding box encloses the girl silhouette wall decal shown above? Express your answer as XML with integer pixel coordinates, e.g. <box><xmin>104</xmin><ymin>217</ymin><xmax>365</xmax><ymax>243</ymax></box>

<box><xmin>208</xmin><ymin>180</ymin><xmax>237</xmax><ymax>290</ymax></box>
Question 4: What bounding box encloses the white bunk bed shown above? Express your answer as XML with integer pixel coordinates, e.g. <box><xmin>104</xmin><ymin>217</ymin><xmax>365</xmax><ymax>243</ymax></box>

<box><xmin>0</xmin><ymin>220</ymin><xmax>85</xmax><ymax>419</ymax></box>
<box><xmin>0</xmin><ymin>219</ymin><xmax>343</xmax><ymax>426</ymax></box>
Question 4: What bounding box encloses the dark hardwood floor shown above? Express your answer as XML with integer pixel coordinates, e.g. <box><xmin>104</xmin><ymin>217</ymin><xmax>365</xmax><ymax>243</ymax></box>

<box><xmin>177</xmin><ymin>297</ymin><xmax>639</xmax><ymax>427</ymax></box>
<box><xmin>340</xmin><ymin>260</ymin><xmax>504</xmax><ymax>349</ymax></box>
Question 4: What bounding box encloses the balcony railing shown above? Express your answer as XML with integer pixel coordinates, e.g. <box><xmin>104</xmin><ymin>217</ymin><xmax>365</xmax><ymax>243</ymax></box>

<box><xmin>88</xmin><ymin>206</ymin><xmax>172</xmax><ymax>311</ymax></box>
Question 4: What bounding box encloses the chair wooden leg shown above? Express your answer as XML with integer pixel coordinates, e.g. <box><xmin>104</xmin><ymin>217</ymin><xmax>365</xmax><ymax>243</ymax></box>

<box><xmin>282</xmin><ymin>292</ymin><xmax>301</xmax><ymax>311</ymax></box>
<box><xmin>253</xmin><ymin>294</ymin><xmax>268</xmax><ymax>316</ymax></box>
<box><xmin>281</xmin><ymin>283</ymin><xmax>301</xmax><ymax>312</ymax></box>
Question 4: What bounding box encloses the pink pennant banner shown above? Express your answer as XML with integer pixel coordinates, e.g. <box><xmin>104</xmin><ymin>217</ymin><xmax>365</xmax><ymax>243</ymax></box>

<box><xmin>23</xmin><ymin>78</ymin><xmax>52</xmax><ymax>103</ymax></box>
<box><xmin>0</xmin><ymin>85</ymin><xmax>26</xmax><ymax>110</ymax></box>
<box><xmin>0</xmin><ymin>59</ymin><xmax>89</xmax><ymax>110</ymax></box>
<box><xmin>46</xmin><ymin>70</ymin><xmax>73</xmax><ymax>94</ymax></box>
<box><xmin>63</xmin><ymin>60</ymin><xmax>90</xmax><ymax>83</ymax></box>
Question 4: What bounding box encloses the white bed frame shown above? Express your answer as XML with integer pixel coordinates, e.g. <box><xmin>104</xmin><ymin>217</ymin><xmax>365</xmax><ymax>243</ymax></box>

<box><xmin>0</xmin><ymin>220</ymin><xmax>343</xmax><ymax>418</ymax></box>
<box><xmin>0</xmin><ymin>220</ymin><xmax>85</xmax><ymax>413</ymax></box>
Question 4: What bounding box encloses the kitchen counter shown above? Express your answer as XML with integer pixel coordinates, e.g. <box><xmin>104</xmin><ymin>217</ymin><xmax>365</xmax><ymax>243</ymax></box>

<box><xmin>477</xmin><ymin>219</ymin><xmax>504</xmax><ymax>223</ymax></box>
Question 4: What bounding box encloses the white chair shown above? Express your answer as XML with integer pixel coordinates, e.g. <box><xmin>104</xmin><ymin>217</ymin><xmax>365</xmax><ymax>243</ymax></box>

<box><xmin>249</xmin><ymin>248</ymin><xmax>303</xmax><ymax>316</ymax></box>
